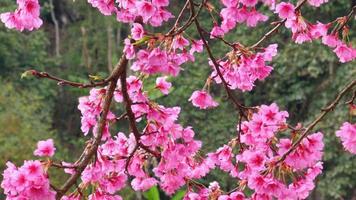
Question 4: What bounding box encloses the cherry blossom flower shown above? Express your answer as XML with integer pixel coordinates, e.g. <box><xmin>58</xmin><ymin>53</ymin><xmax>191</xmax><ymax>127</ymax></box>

<box><xmin>307</xmin><ymin>0</ymin><xmax>328</xmax><ymax>7</ymax></box>
<box><xmin>88</xmin><ymin>0</ymin><xmax>116</xmax><ymax>15</ymax></box>
<box><xmin>336</xmin><ymin>122</ymin><xmax>356</xmax><ymax>154</ymax></box>
<box><xmin>0</xmin><ymin>0</ymin><xmax>42</xmax><ymax>31</ymax></box>
<box><xmin>156</xmin><ymin>76</ymin><xmax>172</xmax><ymax>95</ymax></box>
<box><xmin>189</xmin><ymin>90</ymin><xmax>219</xmax><ymax>109</ymax></box>
<box><xmin>34</xmin><ymin>139</ymin><xmax>56</xmax><ymax>157</ymax></box>
<box><xmin>275</xmin><ymin>2</ymin><xmax>296</xmax><ymax>19</ymax></box>
<box><xmin>333</xmin><ymin>43</ymin><xmax>356</xmax><ymax>63</ymax></box>
<box><xmin>131</xmin><ymin>23</ymin><xmax>145</xmax><ymax>40</ymax></box>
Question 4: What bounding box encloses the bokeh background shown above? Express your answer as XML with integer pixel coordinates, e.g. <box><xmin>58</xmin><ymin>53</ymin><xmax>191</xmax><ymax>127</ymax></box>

<box><xmin>0</xmin><ymin>0</ymin><xmax>355</xmax><ymax>199</ymax></box>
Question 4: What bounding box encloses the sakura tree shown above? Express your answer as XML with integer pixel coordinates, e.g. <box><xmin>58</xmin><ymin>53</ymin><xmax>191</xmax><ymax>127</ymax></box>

<box><xmin>1</xmin><ymin>0</ymin><xmax>356</xmax><ymax>199</ymax></box>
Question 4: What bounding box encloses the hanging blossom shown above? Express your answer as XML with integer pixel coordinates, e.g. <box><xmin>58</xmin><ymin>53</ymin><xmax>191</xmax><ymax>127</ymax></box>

<box><xmin>189</xmin><ymin>90</ymin><xmax>219</xmax><ymax>109</ymax></box>
<box><xmin>34</xmin><ymin>139</ymin><xmax>56</xmax><ymax>157</ymax></box>
<box><xmin>183</xmin><ymin>103</ymin><xmax>324</xmax><ymax>200</ymax></box>
<box><xmin>1</xmin><ymin>161</ymin><xmax>56</xmax><ymax>199</ymax></box>
<box><xmin>213</xmin><ymin>0</ymin><xmax>275</xmax><ymax>37</ymax></box>
<box><xmin>275</xmin><ymin>1</ymin><xmax>355</xmax><ymax>63</ymax></box>
<box><xmin>336</xmin><ymin>122</ymin><xmax>356</xmax><ymax>154</ymax></box>
<box><xmin>129</xmin><ymin>34</ymin><xmax>195</xmax><ymax>76</ymax></box>
<box><xmin>0</xmin><ymin>0</ymin><xmax>42</xmax><ymax>31</ymax></box>
<box><xmin>155</xmin><ymin>76</ymin><xmax>172</xmax><ymax>95</ymax></box>
<box><xmin>1</xmin><ymin>0</ymin><xmax>355</xmax><ymax>199</ymax></box>
<box><xmin>210</xmin><ymin>43</ymin><xmax>278</xmax><ymax>92</ymax></box>
<box><xmin>86</xmin><ymin>0</ymin><xmax>174</xmax><ymax>27</ymax></box>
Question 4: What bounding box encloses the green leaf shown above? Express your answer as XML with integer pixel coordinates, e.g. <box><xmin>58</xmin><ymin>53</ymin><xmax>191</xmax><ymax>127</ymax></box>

<box><xmin>171</xmin><ymin>190</ymin><xmax>186</xmax><ymax>200</ymax></box>
<box><xmin>133</xmin><ymin>35</ymin><xmax>151</xmax><ymax>46</ymax></box>
<box><xmin>143</xmin><ymin>186</ymin><xmax>160</xmax><ymax>200</ymax></box>
<box><xmin>88</xmin><ymin>74</ymin><xmax>104</xmax><ymax>81</ymax></box>
<box><xmin>21</xmin><ymin>70</ymin><xmax>35</xmax><ymax>79</ymax></box>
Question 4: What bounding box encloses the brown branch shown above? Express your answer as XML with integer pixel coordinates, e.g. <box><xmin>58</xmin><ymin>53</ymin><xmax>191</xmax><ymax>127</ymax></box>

<box><xmin>190</xmin><ymin>0</ymin><xmax>249</xmax><ymax>119</ymax></box>
<box><xmin>345</xmin><ymin>90</ymin><xmax>356</xmax><ymax>105</ymax></box>
<box><xmin>55</xmin><ymin>55</ymin><xmax>128</xmax><ymax>199</ymax></box>
<box><xmin>30</xmin><ymin>70</ymin><xmax>111</xmax><ymax>88</ymax></box>
<box><xmin>120</xmin><ymin>62</ymin><xmax>161</xmax><ymax>158</ymax></box>
<box><xmin>276</xmin><ymin>79</ymin><xmax>356</xmax><ymax>165</ymax></box>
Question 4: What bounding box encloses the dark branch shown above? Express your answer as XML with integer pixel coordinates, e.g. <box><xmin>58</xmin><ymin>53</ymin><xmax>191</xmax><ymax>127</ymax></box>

<box><xmin>55</xmin><ymin>55</ymin><xmax>127</xmax><ymax>199</ymax></box>
<box><xmin>276</xmin><ymin>79</ymin><xmax>356</xmax><ymax>164</ymax></box>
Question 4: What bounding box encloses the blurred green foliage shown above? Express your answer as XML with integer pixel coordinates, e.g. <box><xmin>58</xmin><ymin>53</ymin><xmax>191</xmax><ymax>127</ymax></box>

<box><xmin>0</xmin><ymin>0</ymin><xmax>355</xmax><ymax>199</ymax></box>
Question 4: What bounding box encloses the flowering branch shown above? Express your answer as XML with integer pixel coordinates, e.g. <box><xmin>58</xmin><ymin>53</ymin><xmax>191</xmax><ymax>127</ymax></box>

<box><xmin>190</xmin><ymin>0</ymin><xmax>250</xmax><ymax>120</ymax></box>
<box><xmin>2</xmin><ymin>0</ymin><xmax>356</xmax><ymax>199</ymax></box>
<box><xmin>277</xmin><ymin>79</ymin><xmax>356</xmax><ymax>164</ymax></box>
<box><xmin>120</xmin><ymin>63</ymin><xmax>161</xmax><ymax>158</ymax></box>
<box><xmin>55</xmin><ymin>55</ymin><xmax>127</xmax><ymax>199</ymax></box>
<box><xmin>250</xmin><ymin>0</ymin><xmax>308</xmax><ymax>49</ymax></box>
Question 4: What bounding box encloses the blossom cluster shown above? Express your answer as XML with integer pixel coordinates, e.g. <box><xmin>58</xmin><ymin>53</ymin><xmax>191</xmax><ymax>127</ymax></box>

<box><xmin>88</xmin><ymin>0</ymin><xmax>173</xmax><ymax>27</ymax></box>
<box><xmin>191</xmin><ymin>103</ymin><xmax>325</xmax><ymax>200</ymax></box>
<box><xmin>275</xmin><ymin>1</ymin><xmax>355</xmax><ymax>62</ymax></box>
<box><xmin>210</xmin><ymin>43</ymin><xmax>278</xmax><ymax>92</ymax></box>
<box><xmin>68</xmin><ymin>76</ymin><xmax>206</xmax><ymax>197</ymax></box>
<box><xmin>1</xmin><ymin>161</ymin><xmax>56</xmax><ymax>199</ymax></box>
<box><xmin>0</xmin><ymin>0</ymin><xmax>42</xmax><ymax>31</ymax></box>
<box><xmin>212</xmin><ymin>0</ymin><xmax>271</xmax><ymax>38</ymax></box>
<box><xmin>1</xmin><ymin>0</ymin><xmax>355</xmax><ymax>199</ymax></box>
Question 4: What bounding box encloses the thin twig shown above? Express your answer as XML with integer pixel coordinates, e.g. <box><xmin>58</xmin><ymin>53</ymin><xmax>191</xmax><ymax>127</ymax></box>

<box><xmin>250</xmin><ymin>0</ymin><xmax>308</xmax><ymax>49</ymax></box>
<box><xmin>332</xmin><ymin>5</ymin><xmax>356</xmax><ymax>34</ymax></box>
<box><xmin>30</xmin><ymin>70</ymin><xmax>111</xmax><ymax>88</ymax></box>
<box><xmin>276</xmin><ymin>79</ymin><xmax>356</xmax><ymax>164</ymax></box>
<box><xmin>190</xmin><ymin>0</ymin><xmax>249</xmax><ymax>120</ymax></box>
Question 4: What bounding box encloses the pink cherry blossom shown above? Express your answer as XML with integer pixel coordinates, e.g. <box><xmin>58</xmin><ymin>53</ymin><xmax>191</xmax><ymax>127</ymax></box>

<box><xmin>246</xmin><ymin>9</ymin><xmax>268</xmax><ymax>27</ymax></box>
<box><xmin>156</xmin><ymin>76</ymin><xmax>172</xmax><ymax>95</ymax></box>
<box><xmin>310</xmin><ymin>22</ymin><xmax>329</xmax><ymax>39</ymax></box>
<box><xmin>275</xmin><ymin>2</ymin><xmax>296</xmax><ymax>19</ymax></box>
<box><xmin>322</xmin><ymin>34</ymin><xmax>342</xmax><ymax>48</ymax></box>
<box><xmin>1</xmin><ymin>160</ymin><xmax>56</xmax><ymax>199</ymax></box>
<box><xmin>172</xmin><ymin>35</ymin><xmax>190</xmax><ymax>50</ymax></box>
<box><xmin>278</xmin><ymin>132</ymin><xmax>324</xmax><ymax>169</ymax></box>
<box><xmin>336</xmin><ymin>122</ymin><xmax>356</xmax><ymax>154</ymax></box>
<box><xmin>190</xmin><ymin>40</ymin><xmax>204</xmax><ymax>54</ymax></box>
<box><xmin>152</xmin><ymin>0</ymin><xmax>169</xmax><ymax>7</ymax></box>
<box><xmin>88</xmin><ymin>0</ymin><xmax>116</xmax><ymax>15</ymax></box>
<box><xmin>137</xmin><ymin>1</ymin><xmax>156</xmax><ymax>22</ymax></box>
<box><xmin>333</xmin><ymin>43</ymin><xmax>356</xmax><ymax>63</ymax></box>
<box><xmin>241</xmin><ymin>0</ymin><xmax>258</xmax><ymax>7</ymax></box>
<box><xmin>123</xmin><ymin>38</ymin><xmax>135</xmax><ymax>59</ymax></box>
<box><xmin>307</xmin><ymin>0</ymin><xmax>328</xmax><ymax>7</ymax></box>
<box><xmin>0</xmin><ymin>0</ymin><xmax>42</xmax><ymax>31</ymax></box>
<box><xmin>210</xmin><ymin>26</ymin><xmax>225</xmax><ymax>38</ymax></box>
<box><xmin>34</xmin><ymin>138</ymin><xmax>56</xmax><ymax>157</ymax></box>
<box><xmin>131</xmin><ymin>23</ymin><xmax>145</xmax><ymax>40</ymax></box>
<box><xmin>189</xmin><ymin>90</ymin><xmax>218</xmax><ymax>109</ymax></box>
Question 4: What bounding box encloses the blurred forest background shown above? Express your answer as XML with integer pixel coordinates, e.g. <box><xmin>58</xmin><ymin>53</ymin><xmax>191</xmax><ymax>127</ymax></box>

<box><xmin>0</xmin><ymin>0</ymin><xmax>356</xmax><ymax>199</ymax></box>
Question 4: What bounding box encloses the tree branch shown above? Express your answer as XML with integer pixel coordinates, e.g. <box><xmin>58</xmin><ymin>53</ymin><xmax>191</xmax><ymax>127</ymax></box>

<box><xmin>120</xmin><ymin>62</ymin><xmax>161</xmax><ymax>158</ymax></box>
<box><xmin>190</xmin><ymin>0</ymin><xmax>249</xmax><ymax>119</ymax></box>
<box><xmin>55</xmin><ymin>55</ymin><xmax>127</xmax><ymax>199</ymax></box>
<box><xmin>30</xmin><ymin>70</ymin><xmax>111</xmax><ymax>88</ymax></box>
<box><xmin>250</xmin><ymin>0</ymin><xmax>308</xmax><ymax>49</ymax></box>
<box><xmin>276</xmin><ymin>79</ymin><xmax>356</xmax><ymax>165</ymax></box>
